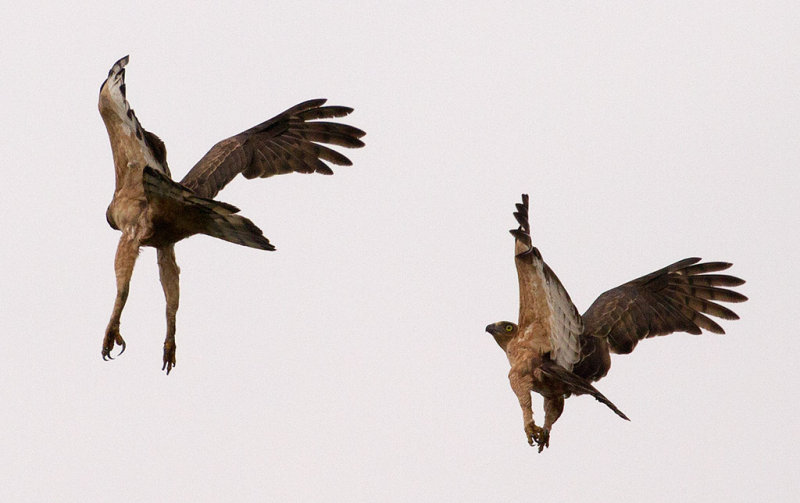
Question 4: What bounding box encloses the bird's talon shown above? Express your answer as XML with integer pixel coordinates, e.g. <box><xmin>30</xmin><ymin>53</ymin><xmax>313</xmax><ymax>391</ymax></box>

<box><xmin>535</xmin><ymin>428</ymin><xmax>550</xmax><ymax>453</ymax></box>
<box><xmin>525</xmin><ymin>421</ymin><xmax>545</xmax><ymax>447</ymax></box>
<box><xmin>162</xmin><ymin>341</ymin><xmax>176</xmax><ymax>375</ymax></box>
<box><xmin>102</xmin><ymin>328</ymin><xmax>126</xmax><ymax>361</ymax></box>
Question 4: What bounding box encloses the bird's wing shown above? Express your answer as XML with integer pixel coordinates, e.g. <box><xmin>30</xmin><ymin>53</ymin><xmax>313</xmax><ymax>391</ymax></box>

<box><xmin>98</xmin><ymin>55</ymin><xmax>170</xmax><ymax>178</ymax></box>
<box><xmin>511</xmin><ymin>194</ymin><xmax>583</xmax><ymax>370</ymax></box>
<box><xmin>180</xmin><ymin>99</ymin><xmax>365</xmax><ymax>199</ymax></box>
<box><xmin>582</xmin><ymin>258</ymin><xmax>747</xmax><ymax>354</ymax></box>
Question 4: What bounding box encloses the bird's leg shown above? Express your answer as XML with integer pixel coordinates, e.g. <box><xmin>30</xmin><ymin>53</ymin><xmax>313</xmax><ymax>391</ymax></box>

<box><xmin>536</xmin><ymin>395</ymin><xmax>565</xmax><ymax>453</ymax></box>
<box><xmin>509</xmin><ymin>371</ymin><xmax>542</xmax><ymax>446</ymax></box>
<box><xmin>103</xmin><ymin>234</ymin><xmax>140</xmax><ymax>360</ymax></box>
<box><xmin>157</xmin><ymin>245</ymin><xmax>180</xmax><ymax>374</ymax></box>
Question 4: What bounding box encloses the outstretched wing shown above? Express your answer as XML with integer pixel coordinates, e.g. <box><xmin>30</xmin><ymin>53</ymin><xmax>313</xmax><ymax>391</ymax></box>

<box><xmin>98</xmin><ymin>55</ymin><xmax>170</xmax><ymax>178</ymax></box>
<box><xmin>180</xmin><ymin>99</ymin><xmax>365</xmax><ymax>199</ymax></box>
<box><xmin>511</xmin><ymin>194</ymin><xmax>584</xmax><ymax>370</ymax></box>
<box><xmin>582</xmin><ymin>258</ymin><xmax>747</xmax><ymax>354</ymax></box>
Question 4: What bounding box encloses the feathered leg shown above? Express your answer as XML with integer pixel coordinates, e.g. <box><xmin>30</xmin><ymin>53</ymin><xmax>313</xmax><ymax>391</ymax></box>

<box><xmin>535</xmin><ymin>396</ymin><xmax>565</xmax><ymax>453</ymax></box>
<box><xmin>103</xmin><ymin>234</ymin><xmax>139</xmax><ymax>360</ymax></box>
<box><xmin>509</xmin><ymin>371</ymin><xmax>545</xmax><ymax>446</ymax></box>
<box><xmin>157</xmin><ymin>245</ymin><xmax>180</xmax><ymax>374</ymax></box>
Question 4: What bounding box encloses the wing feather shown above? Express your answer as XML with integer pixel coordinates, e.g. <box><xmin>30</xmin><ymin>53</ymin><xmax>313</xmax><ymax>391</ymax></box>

<box><xmin>180</xmin><ymin>99</ymin><xmax>364</xmax><ymax>198</ymax></box>
<box><xmin>296</xmin><ymin>105</ymin><xmax>354</xmax><ymax>120</ymax></box>
<box><xmin>281</xmin><ymin>135</ymin><xmax>354</xmax><ymax>166</ymax></box>
<box><xmin>583</xmin><ymin>257</ymin><xmax>747</xmax><ymax>354</ymax></box>
<box><xmin>98</xmin><ymin>56</ymin><xmax>170</xmax><ymax>179</ymax></box>
<box><xmin>511</xmin><ymin>194</ymin><xmax>584</xmax><ymax>370</ymax></box>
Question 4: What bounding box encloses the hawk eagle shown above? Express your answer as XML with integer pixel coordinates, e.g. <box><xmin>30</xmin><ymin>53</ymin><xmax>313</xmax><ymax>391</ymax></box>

<box><xmin>486</xmin><ymin>194</ymin><xmax>746</xmax><ymax>452</ymax></box>
<box><xmin>98</xmin><ymin>56</ymin><xmax>364</xmax><ymax>373</ymax></box>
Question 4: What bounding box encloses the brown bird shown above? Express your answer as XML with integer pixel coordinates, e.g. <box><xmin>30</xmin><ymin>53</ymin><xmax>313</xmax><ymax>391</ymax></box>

<box><xmin>98</xmin><ymin>56</ymin><xmax>365</xmax><ymax>373</ymax></box>
<box><xmin>486</xmin><ymin>194</ymin><xmax>746</xmax><ymax>452</ymax></box>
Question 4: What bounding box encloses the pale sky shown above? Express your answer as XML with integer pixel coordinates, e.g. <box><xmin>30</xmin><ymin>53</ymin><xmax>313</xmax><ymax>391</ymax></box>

<box><xmin>1</xmin><ymin>2</ymin><xmax>798</xmax><ymax>501</ymax></box>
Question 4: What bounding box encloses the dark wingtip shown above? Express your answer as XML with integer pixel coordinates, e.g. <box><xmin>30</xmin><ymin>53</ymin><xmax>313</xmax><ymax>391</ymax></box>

<box><xmin>305</xmin><ymin>98</ymin><xmax>328</xmax><ymax>108</ymax></box>
<box><xmin>348</xmin><ymin>124</ymin><xmax>367</xmax><ymax>139</ymax></box>
<box><xmin>111</xmin><ymin>55</ymin><xmax>129</xmax><ymax>72</ymax></box>
<box><xmin>511</xmin><ymin>193</ymin><xmax>532</xmax><ymax>238</ymax></box>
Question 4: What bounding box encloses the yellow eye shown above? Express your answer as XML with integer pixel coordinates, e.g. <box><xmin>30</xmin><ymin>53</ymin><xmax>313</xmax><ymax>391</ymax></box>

<box><xmin>505</xmin><ymin>325</ymin><xmax>514</xmax><ymax>332</ymax></box>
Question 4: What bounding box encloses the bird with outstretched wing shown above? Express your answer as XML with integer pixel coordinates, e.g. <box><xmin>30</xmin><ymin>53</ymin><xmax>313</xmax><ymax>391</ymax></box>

<box><xmin>486</xmin><ymin>194</ymin><xmax>747</xmax><ymax>452</ymax></box>
<box><xmin>98</xmin><ymin>56</ymin><xmax>364</xmax><ymax>373</ymax></box>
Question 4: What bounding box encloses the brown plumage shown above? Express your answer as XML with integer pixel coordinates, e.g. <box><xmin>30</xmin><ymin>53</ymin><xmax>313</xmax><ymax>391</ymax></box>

<box><xmin>486</xmin><ymin>194</ymin><xmax>746</xmax><ymax>452</ymax></box>
<box><xmin>98</xmin><ymin>56</ymin><xmax>364</xmax><ymax>373</ymax></box>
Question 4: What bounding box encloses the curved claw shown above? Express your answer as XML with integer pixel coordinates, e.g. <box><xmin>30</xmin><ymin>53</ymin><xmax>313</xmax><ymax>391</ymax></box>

<box><xmin>525</xmin><ymin>421</ymin><xmax>544</xmax><ymax>447</ymax></box>
<box><xmin>162</xmin><ymin>360</ymin><xmax>175</xmax><ymax>374</ymax></box>
<box><xmin>162</xmin><ymin>341</ymin><xmax>176</xmax><ymax>375</ymax></box>
<box><xmin>535</xmin><ymin>428</ymin><xmax>550</xmax><ymax>453</ymax></box>
<box><xmin>102</xmin><ymin>328</ymin><xmax>126</xmax><ymax>362</ymax></box>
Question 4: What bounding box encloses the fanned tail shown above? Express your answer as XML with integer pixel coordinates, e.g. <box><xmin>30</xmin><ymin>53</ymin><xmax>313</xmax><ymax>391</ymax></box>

<box><xmin>142</xmin><ymin>167</ymin><xmax>274</xmax><ymax>250</ymax></box>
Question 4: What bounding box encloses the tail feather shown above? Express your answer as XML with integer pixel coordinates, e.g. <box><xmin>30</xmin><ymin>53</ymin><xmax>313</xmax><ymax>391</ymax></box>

<box><xmin>142</xmin><ymin>166</ymin><xmax>275</xmax><ymax>250</ymax></box>
<box><xmin>584</xmin><ymin>384</ymin><xmax>629</xmax><ymax>421</ymax></box>
<box><xmin>541</xmin><ymin>361</ymin><xmax>630</xmax><ymax>421</ymax></box>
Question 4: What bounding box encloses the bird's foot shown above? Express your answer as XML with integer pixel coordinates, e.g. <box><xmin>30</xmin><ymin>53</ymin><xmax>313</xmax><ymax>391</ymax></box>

<box><xmin>525</xmin><ymin>421</ymin><xmax>544</xmax><ymax>447</ymax></box>
<box><xmin>102</xmin><ymin>326</ymin><xmax>126</xmax><ymax>360</ymax></box>
<box><xmin>162</xmin><ymin>340</ymin><xmax>176</xmax><ymax>375</ymax></box>
<box><xmin>534</xmin><ymin>427</ymin><xmax>550</xmax><ymax>453</ymax></box>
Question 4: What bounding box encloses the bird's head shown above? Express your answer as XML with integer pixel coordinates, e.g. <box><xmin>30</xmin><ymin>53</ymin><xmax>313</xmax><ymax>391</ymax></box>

<box><xmin>485</xmin><ymin>321</ymin><xmax>518</xmax><ymax>351</ymax></box>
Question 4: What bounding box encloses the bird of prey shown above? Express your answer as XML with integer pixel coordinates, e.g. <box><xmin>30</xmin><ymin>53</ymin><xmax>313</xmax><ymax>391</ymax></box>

<box><xmin>486</xmin><ymin>194</ymin><xmax>746</xmax><ymax>452</ymax></box>
<box><xmin>98</xmin><ymin>56</ymin><xmax>364</xmax><ymax>373</ymax></box>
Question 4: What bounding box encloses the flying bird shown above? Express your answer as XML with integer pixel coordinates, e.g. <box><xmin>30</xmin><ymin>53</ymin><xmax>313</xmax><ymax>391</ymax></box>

<box><xmin>486</xmin><ymin>194</ymin><xmax>746</xmax><ymax>452</ymax></box>
<box><xmin>98</xmin><ymin>56</ymin><xmax>365</xmax><ymax>373</ymax></box>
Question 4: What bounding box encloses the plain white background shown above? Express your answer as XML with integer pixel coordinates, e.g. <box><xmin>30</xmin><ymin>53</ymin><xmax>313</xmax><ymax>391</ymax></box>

<box><xmin>1</xmin><ymin>2</ymin><xmax>797</xmax><ymax>501</ymax></box>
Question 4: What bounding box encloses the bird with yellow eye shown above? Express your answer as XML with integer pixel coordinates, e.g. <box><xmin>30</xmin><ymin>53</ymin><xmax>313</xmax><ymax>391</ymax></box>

<box><xmin>486</xmin><ymin>194</ymin><xmax>746</xmax><ymax>452</ymax></box>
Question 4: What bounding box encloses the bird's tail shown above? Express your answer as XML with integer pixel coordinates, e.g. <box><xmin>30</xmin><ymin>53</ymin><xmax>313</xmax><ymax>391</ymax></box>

<box><xmin>540</xmin><ymin>361</ymin><xmax>629</xmax><ymax>421</ymax></box>
<box><xmin>580</xmin><ymin>382</ymin><xmax>629</xmax><ymax>421</ymax></box>
<box><xmin>142</xmin><ymin>166</ymin><xmax>275</xmax><ymax>250</ymax></box>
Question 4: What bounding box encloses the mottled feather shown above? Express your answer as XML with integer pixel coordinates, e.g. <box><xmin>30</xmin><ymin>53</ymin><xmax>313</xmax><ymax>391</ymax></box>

<box><xmin>512</xmin><ymin>194</ymin><xmax>584</xmax><ymax>370</ymax></box>
<box><xmin>98</xmin><ymin>55</ymin><xmax>170</xmax><ymax>177</ymax></box>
